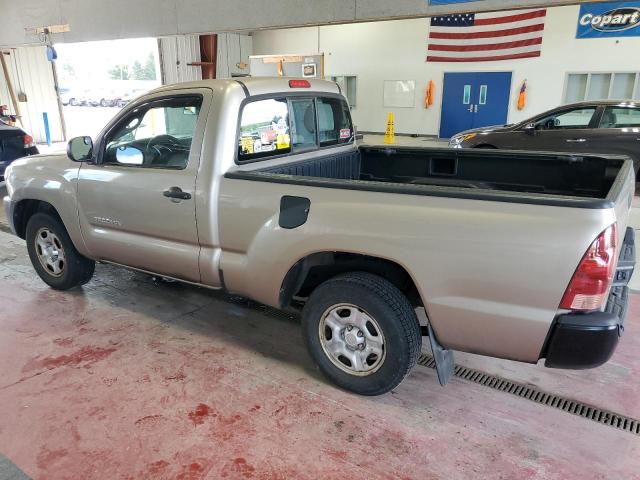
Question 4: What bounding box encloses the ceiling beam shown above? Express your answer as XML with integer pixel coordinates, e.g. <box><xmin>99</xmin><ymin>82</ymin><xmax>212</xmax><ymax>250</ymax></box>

<box><xmin>0</xmin><ymin>0</ymin><xmax>604</xmax><ymax>47</ymax></box>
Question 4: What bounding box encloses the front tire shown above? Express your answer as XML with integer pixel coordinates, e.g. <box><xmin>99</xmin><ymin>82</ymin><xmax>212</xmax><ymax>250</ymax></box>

<box><xmin>302</xmin><ymin>272</ymin><xmax>421</xmax><ymax>395</ymax></box>
<box><xmin>26</xmin><ymin>213</ymin><xmax>95</xmax><ymax>290</ymax></box>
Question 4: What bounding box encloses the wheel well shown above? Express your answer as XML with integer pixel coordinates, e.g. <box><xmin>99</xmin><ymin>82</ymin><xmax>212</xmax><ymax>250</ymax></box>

<box><xmin>12</xmin><ymin>200</ymin><xmax>62</xmax><ymax>239</ymax></box>
<box><xmin>280</xmin><ymin>252</ymin><xmax>423</xmax><ymax>309</ymax></box>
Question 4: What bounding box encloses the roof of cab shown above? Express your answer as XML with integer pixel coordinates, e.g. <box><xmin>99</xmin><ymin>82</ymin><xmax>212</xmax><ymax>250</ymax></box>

<box><xmin>148</xmin><ymin>77</ymin><xmax>341</xmax><ymax>98</ymax></box>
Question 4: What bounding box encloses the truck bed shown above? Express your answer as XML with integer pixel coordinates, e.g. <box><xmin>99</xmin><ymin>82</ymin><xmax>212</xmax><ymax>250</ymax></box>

<box><xmin>228</xmin><ymin>145</ymin><xmax>632</xmax><ymax>209</ymax></box>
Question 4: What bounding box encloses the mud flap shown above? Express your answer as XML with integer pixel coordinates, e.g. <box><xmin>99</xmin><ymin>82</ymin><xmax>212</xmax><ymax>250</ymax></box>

<box><xmin>427</xmin><ymin>323</ymin><xmax>455</xmax><ymax>386</ymax></box>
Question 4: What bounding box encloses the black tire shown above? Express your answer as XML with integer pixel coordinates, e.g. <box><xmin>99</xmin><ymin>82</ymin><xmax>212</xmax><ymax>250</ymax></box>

<box><xmin>302</xmin><ymin>272</ymin><xmax>421</xmax><ymax>395</ymax></box>
<box><xmin>26</xmin><ymin>212</ymin><xmax>95</xmax><ymax>290</ymax></box>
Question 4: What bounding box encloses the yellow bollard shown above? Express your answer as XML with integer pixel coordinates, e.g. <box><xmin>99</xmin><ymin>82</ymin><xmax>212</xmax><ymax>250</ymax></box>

<box><xmin>383</xmin><ymin>112</ymin><xmax>395</xmax><ymax>145</ymax></box>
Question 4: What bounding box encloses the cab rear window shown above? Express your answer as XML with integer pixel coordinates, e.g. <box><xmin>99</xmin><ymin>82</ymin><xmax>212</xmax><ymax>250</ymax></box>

<box><xmin>238</xmin><ymin>95</ymin><xmax>353</xmax><ymax>162</ymax></box>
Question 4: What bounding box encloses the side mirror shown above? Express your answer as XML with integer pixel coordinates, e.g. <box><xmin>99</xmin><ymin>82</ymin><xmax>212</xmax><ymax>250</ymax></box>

<box><xmin>115</xmin><ymin>145</ymin><xmax>144</xmax><ymax>165</ymax></box>
<box><xmin>67</xmin><ymin>136</ymin><xmax>93</xmax><ymax>162</ymax></box>
<box><xmin>523</xmin><ymin>122</ymin><xmax>536</xmax><ymax>135</ymax></box>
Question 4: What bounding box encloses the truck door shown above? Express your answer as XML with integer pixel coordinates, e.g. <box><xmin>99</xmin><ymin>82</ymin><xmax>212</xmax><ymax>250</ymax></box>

<box><xmin>76</xmin><ymin>89</ymin><xmax>211</xmax><ymax>282</ymax></box>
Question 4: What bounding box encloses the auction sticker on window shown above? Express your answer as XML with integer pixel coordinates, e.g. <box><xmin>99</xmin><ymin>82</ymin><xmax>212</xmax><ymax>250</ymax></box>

<box><xmin>340</xmin><ymin>128</ymin><xmax>351</xmax><ymax>139</ymax></box>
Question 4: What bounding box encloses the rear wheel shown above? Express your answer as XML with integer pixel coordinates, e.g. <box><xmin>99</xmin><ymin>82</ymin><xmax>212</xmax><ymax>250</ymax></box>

<box><xmin>302</xmin><ymin>272</ymin><xmax>421</xmax><ymax>395</ymax></box>
<box><xmin>26</xmin><ymin>213</ymin><xmax>95</xmax><ymax>290</ymax></box>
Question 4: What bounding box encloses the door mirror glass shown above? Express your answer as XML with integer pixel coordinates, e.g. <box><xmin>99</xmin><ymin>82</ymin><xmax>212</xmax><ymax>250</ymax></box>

<box><xmin>115</xmin><ymin>145</ymin><xmax>144</xmax><ymax>165</ymax></box>
<box><xmin>67</xmin><ymin>136</ymin><xmax>93</xmax><ymax>162</ymax></box>
<box><xmin>523</xmin><ymin>122</ymin><xmax>536</xmax><ymax>134</ymax></box>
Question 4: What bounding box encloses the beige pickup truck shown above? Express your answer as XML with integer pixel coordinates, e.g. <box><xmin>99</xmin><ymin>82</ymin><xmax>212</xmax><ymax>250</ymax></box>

<box><xmin>3</xmin><ymin>78</ymin><xmax>636</xmax><ymax>395</ymax></box>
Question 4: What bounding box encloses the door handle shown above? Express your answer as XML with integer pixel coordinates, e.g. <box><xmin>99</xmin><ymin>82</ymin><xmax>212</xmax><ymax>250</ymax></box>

<box><xmin>566</xmin><ymin>138</ymin><xmax>587</xmax><ymax>143</ymax></box>
<box><xmin>468</xmin><ymin>104</ymin><xmax>473</xmax><ymax>113</ymax></box>
<box><xmin>474</xmin><ymin>104</ymin><xmax>478</xmax><ymax>113</ymax></box>
<box><xmin>163</xmin><ymin>186</ymin><xmax>192</xmax><ymax>200</ymax></box>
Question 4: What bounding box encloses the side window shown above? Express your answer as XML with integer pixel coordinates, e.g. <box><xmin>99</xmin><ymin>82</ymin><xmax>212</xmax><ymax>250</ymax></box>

<box><xmin>534</xmin><ymin>107</ymin><xmax>596</xmax><ymax>131</ymax></box>
<box><xmin>317</xmin><ymin>97</ymin><xmax>353</xmax><ymax>146</ymax></box>
<box><xmin>104</xmin><ymin>96</ymin><xmax>202</xmax><ymax>169</ymax></box>
<box><xmin>238</xmin><ymin>98</ymin><xmax>290</xmax><ymax>161</ymax></box>
<box><xmin>290</xmin><ymin>98</ymin><xmax>317</xmax><ymax>151</ymax></box>
<box><xmin>600</xmin><ymin>107</ymin><xmax>640</xmax><ymax>129</ymax></box>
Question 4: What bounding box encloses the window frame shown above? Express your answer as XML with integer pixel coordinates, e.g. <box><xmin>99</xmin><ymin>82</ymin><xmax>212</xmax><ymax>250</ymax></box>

<box><xmin>528</xmin><ymin>105</ymin><xmax>599</xmax><ymax>131</ymax></box>
<box><xmin>235</xmin><ymin>92</ymin><xmax>354</xmax><ymax>165</ymax></box>
<box><xmin>563</xmin><ymin>72</ymin><xmax>640</xmax><ymax>103</ymax></box>
<box><xmin>597</xmin><ymin>105</ymin><xmax>640</xmax><ymax>129</ymax></box>
<box><xmin>97</xmin><ymin>93</ymin><xmax>204</xmax><ymax>170</ymax></box>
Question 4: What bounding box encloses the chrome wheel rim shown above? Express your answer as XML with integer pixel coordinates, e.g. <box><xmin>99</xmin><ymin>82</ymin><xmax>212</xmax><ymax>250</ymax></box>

<box><xmin>34</xmin><ymin>227</ymin><xmax>66</xmax><ymax>278</ymax></box>
<box><xmin>318</xmin><ymin>303</ymin><xmax>386</xmax><ymax>376</ymax></box>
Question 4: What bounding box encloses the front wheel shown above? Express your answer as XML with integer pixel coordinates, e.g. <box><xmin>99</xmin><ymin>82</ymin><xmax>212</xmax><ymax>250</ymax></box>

<box><xmin>26</xmin><ymin>212</ymin><xmax>95</xmax><ymax>290</ymax></box>
<box><xmin>302</xmin><ymin>272</ymin><xmax>422</xmax><ymax>395</ymax></box>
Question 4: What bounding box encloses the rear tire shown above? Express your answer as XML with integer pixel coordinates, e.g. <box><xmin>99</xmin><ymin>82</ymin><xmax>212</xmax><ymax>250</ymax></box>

<box><xmin>26</xmin><ymin>212</ymin><xmax>95</xmax><ymax>290</ymax></box>
<box><xmin>302</xmin><ymin>272</ymin><xmax>421</xmax><ymax>395</ymax></box>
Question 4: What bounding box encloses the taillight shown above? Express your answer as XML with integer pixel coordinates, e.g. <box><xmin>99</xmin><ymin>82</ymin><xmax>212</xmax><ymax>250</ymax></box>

<box><xmin>289</xmin><ymin>79</ymin><xmax>310</xmax><ymax>88</ymax></box>
<box><xmin>23</xmin><ymin>134</ymin><xmax>35</xmax><ymax>148</ymax></box>
<box><xmin>560</xmin><ymin>223</ymin><xmax>617</xmax><ymax>311</ymax></box>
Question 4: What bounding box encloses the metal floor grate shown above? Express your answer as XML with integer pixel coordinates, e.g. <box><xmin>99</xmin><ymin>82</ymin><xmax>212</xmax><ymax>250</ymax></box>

<box><xmin>418</xmin><ymin>354</ymin><xmax>640</xmax><ymax>436</ymax></box>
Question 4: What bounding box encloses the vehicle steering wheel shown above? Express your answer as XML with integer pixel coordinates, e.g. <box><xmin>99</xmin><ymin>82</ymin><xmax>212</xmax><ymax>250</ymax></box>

<box><xmin>146</xmin><ymin>135</ymin><xmax>182</xmax><ymax>162</ymax></box>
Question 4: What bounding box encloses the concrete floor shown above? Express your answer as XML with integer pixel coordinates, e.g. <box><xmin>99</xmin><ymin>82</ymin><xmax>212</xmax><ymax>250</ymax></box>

<box><xmin>1</xmin><ymin>174</ymin><xmax>640</xmax><ymax>479</ymax></box>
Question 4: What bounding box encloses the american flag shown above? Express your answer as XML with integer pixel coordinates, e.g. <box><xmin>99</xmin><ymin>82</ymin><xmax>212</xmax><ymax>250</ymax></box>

<box><xmin>427</xmin><ymin>9</ymin><xmax>547</xmax><ymax>62</ymax></box>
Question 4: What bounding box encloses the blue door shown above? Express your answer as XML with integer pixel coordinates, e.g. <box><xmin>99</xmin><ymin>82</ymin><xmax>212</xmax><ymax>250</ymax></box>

<box><xmin>439</xmin><ymin>72</ymin><xmax>512</xmax><ymax>139</ymax></box>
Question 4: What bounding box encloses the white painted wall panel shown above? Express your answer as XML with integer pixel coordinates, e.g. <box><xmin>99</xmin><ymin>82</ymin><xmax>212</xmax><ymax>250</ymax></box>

<box><xmin>0</xmin><ymin>46</ymin><xmax>63</xmax><ymax>143</ymax></box>
<box><xmin>159</xmin><ymin>35</ymin><xmax>202</xmax><ymax>85</ymax></box>
<box><xmin>216</xmin><ymin>33</ymin><xmax>252</xmax><ymax>79</ymax></box>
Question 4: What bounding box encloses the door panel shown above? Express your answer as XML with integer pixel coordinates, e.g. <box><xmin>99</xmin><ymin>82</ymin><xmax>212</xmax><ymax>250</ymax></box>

<box><xmin>77</xmin><ymin>89</ymin><xmax>211</xmax><ymax>282</ymax></box>
<box><xmin>472</xmin><ymin>72</ymin><xmax>512</xmax><ymax>130</ymax></box>
<box><xmin>440</xmin><ymin>73</ymin><xmax>476</xmax><ymax>138</ymax></box>
<box><xmin>440</xmin><ymin>72</ymin><xmax>512</xmax><ymax>138</ymax></box>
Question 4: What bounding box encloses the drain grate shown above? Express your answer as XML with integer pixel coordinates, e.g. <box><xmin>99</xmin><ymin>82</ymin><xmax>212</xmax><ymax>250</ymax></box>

<box><xmin>418</xmin><ymin>353</ymin><xmax>640</xmax><ymax>436</ymax></box>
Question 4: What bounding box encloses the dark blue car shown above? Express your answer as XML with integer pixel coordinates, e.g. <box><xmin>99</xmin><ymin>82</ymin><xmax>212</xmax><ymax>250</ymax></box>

<box><xmin>0</xmin><ymin>118</ymin><xmax>38</xmax><ymax>180</ymax></box>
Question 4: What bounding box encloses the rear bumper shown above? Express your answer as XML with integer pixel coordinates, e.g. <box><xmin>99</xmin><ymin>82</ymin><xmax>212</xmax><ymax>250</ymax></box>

<box><xmin>544</xmin><ymin>227</ymin><xmax>634</xmax><ymax>370</ymax></box>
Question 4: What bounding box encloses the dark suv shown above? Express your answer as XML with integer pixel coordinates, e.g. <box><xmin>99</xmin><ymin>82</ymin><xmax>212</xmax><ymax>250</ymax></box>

<box><xmin>0</xmin><ymin>118</ymin><xmax>39</xmax><ymax>180</ymax></box>
<box><xmin>449</xmin><ymin>101</ymin><xmax>640</xmax><ymax>174</ymax></box>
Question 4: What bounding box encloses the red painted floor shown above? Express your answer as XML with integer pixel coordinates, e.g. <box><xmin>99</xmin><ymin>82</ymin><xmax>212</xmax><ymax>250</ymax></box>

<box><xmin>1</xmin><ymin>230</ymin><xmax>639</xmax><ymax>479</ymax></box>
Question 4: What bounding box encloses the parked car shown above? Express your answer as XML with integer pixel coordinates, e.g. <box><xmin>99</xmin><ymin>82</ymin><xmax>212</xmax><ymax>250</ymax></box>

<box><xmin>0</xmin><ymin>118</ymin><xmax>38</xmax><ymax>180</ymax></box>
<box><xmin>449</xmin><ymin>100</ymin><xmax>640</xmax><ymax>174</ymax></box>
<box><xmin>59</xmin><ymin>88</ymin><xmax>88</xmax><ymax>107</ymax></box>
<box><xmin>3</xmin><ymin>79</ymin><xmax>635</xmax><ymax>396</ymax></box>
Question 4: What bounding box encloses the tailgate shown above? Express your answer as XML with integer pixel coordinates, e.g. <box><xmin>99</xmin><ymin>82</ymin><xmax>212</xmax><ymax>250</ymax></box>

<box><xmin>608</xmin><ymin>159</ymin><xmax>636</xmax><ymax>252</ymax></box>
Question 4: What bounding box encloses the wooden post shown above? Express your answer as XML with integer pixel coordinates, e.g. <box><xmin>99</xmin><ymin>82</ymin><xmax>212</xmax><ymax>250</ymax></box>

<box><xmin>0</xmin><ymin>50</ymin><xmax>22</xmax><ymax>126</ymax></box>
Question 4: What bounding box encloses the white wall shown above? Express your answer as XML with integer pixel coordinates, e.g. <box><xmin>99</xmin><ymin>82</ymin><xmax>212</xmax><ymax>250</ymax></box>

<box><xmin>159</xmin><ymin>35</ymin><xmax>202</xmax><ymax>85</ymax></box>
<box><xmin>252</xmin><ymin>5</ymin><xmax>640</xmax><ymax>136</ymax></box>
<box><xmin>217</xmin><ymin>33</ymin><xmax>252</xmax><ymax>79</ymax></box>
<box><xmin>0</xmin><ymin>46</ymin><xmax>64</xmax><ymax>143</ymax></box>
